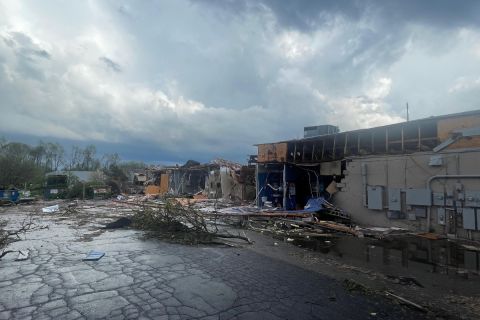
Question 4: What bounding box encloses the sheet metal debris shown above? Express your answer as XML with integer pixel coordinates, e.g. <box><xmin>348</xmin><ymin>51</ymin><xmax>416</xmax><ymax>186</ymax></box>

<box><xmin>83</xmin><ymin>250</ymin><xmax>105</xmax><ymax>261</ymax></box>
<box><xmin>42</xmin><ymin>204</ymin><xmax>60</xmax><ymax>213</ymax></box>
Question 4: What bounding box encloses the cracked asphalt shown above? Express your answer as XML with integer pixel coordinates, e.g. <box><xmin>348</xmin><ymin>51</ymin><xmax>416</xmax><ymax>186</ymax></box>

<box><xmin>0</xmin><ymin>203</ymin><xmax>425</xmax><ymax>319</ymax></box>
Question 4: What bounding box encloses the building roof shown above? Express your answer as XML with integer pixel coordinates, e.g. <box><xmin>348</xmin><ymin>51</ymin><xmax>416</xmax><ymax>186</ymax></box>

<box><xmin>255</xmin><ymin>109</ymin><xmax>480</xmax><ymax>146</ymax></box>
<box><xmin>46</xmin><ymin>171</ymin><xmax>103</xmax><ymax>182</ymax></box>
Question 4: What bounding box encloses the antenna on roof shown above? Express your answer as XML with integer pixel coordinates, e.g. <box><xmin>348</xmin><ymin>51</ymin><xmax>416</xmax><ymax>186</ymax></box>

<box><xmin>406</xmin><ymin>102</ymin><xmax>409</xmax><ymax>121</ymax></box>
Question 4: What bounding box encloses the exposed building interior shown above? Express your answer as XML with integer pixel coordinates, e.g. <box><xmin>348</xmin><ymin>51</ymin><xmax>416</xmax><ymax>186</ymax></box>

<box><xmin>255</xmin><ymin>110</ymin><xmax>480</xmax><ymax>240</ymax></box>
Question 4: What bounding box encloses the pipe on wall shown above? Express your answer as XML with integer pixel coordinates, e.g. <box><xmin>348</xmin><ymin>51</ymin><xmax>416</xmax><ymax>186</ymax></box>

<box><xmin>426</xmin><ymin>174</ymin><xmax>480</xmax><ymax>231</ymax></box>
<box><xmin>282</xmin><ymin>164</ymin><xmax>287</xmax><ymax>209</ymax></box>
<box><xmin>361</xmin><ymin>163</ymin><xmax>368</xmax><ymax>207</ymax></box>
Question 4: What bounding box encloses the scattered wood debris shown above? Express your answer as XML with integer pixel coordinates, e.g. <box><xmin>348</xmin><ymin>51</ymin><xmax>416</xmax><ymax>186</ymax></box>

<box><xmin>415</xmin><ymin>232</ymin><xmax>447</xmax><ymax>240</ymax></box>
<box><xmin>385</xmin><ymin>275</ymin><xmax>424</xmax><ymax>288</ymax></box>
<box><xmin>385</xmin><ymin>291</ymin><xmax>428</xmax><ymax>313</ymax></box>
<box><xmin>343</xmin><ymin>279</ymin><xmax>374</xmax><ymax>295</ymax></box>
<box><xmin>132</xmin><ymin>199</ymin><xmax>252</xmax><ymax>245</ymax></box>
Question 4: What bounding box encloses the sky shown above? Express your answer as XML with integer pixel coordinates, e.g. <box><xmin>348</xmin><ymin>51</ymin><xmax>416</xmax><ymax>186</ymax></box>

<box><xmin>1</xmin><ymin>0</ymin><xmax>480</xmax><ymax>164</ymax></box>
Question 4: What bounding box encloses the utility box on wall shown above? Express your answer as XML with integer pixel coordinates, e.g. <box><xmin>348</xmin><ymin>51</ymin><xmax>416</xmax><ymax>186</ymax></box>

<box><xmin>388</xmin><ymin>188</ymin><xmax>401</xmax><ymax>211</ymax></box>
<box><xmin>433</xmin><ymin>192</ymin><xmax>445</xmax><ymax>206</ymax></box>
<box><xmin>463</xmin><ymin>208</ymin><xmax>477</xmax><ymax>230</ymax></box>
<box><xmin>465</xmin><ymin>191</ymin><xmax>480</xmax><ymax>207</ymax></box>
<box><xmin>437</xmin><ymin>208</ymin><xmax>446</xmax><ymax>225</ymax></box>
<box><xmin>367</xmin><ymin>186</ymin><xmax>384</xmax><ymax>210</ymax></box>
<box><xmin>406</xmin><ymin>188</ymin><xmax>432</xmax><ymax>206</ymax></box>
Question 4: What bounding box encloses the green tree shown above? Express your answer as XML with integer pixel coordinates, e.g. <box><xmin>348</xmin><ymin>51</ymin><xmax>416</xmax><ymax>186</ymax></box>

<box><xmin>0</xmin><ymin>142</ymin><xmax>43</xmax><ymax>188</ymax></box>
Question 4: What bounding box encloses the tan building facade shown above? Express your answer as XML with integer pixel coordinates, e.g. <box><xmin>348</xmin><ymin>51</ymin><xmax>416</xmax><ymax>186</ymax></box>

<box><xmin>336</xmin><ymin>149</ymin><xmax>480</xmax><ymax>240</ymax></box>
<box><xmin>255</xmin><ymin>110</ymin><xmax>480</xmax><ymax>240</ymax></box>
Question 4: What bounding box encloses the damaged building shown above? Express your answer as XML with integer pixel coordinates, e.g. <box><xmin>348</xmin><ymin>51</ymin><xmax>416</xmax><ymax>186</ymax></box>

<box><xmin>255</xmin><ymin>110</ymin><xmax>480</xmax><ymax>241</ymax></box>
<box><xmin>44</xmin><ymin>170</ymin><xmax>110</xmax><ymax>199</ymax></box>
<box><xmin>144</xmin><ymin>159</ymin><xmax>255</xmax><ymax>201</ymax></box>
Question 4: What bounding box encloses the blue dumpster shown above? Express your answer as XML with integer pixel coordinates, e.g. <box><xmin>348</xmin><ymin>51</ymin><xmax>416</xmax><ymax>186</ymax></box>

<box><xmin>0</xmin><ymin>189</ymin><xmax>20</xmax><ymax>203</ymax></box>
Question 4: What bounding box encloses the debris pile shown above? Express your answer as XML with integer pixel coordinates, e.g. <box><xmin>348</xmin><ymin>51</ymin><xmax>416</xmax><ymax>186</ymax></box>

<box><xmin>0</xmin><ymin>214</ymin><xmax>46</xmax><ymax>260</ymax></box>
<box><xmin>131</xmin><ymin>198</ymin><xmax>252</xmax><ymax>245</ymax></box>
<box><xmin>111</xmin><ymin>194</ymin><xmax>411</xmax><ymax>245</ymax></box>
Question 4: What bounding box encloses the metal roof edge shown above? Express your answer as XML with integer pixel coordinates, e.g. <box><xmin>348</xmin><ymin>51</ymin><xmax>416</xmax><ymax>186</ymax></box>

<box><xmin>254</xmin><ymin>108</ymin><xmax>480</xmax><ymax>146</ymax></box>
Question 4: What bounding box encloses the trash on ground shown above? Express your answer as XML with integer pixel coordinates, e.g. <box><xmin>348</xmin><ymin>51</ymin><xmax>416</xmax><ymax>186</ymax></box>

<box><xmin>385</xmin><ymin>291</ymin><xmax>427</xmax><ymax>313</ymax></box>
<box><xmin>42</xmin><ymin>204</ymin><xmax>59</xmax><ymax>213</ymax></box>
<box><xmin>386</xmin><ymin>275</ymin><xmax>424</xmax><ymax>287</ymax></box>
<box><xmin>355</xmin><ymin>226</ymin><xmax>408</xmax><ymax>238</ymax></box>
<box><xmin>103</xmin><ymin>217</ymin><xmax>132</xmax><ymax>229</ymax></box>
<box><xmin>343</xmin><ymin>278</ymin><xmax>373</xmax><ymax>294</ymax></box>
<box><xmin>83</xmin><ymin>250</ymin><xmax>105</xmax><ymax>261</ymax></box>
<box><xmin>15</xmin><ymin>250</ymin><xmax>29</xmax><ymax>261</ymax></box>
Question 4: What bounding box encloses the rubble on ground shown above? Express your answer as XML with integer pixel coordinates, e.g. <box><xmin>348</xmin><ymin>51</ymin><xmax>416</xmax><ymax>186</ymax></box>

<box><xmin>1</xmin><ymin>198</ymin><xmax>479</xmax><ymax>319</ymax></box>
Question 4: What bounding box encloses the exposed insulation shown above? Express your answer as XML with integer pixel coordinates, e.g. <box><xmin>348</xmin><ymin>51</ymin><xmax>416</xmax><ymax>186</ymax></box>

<box><xmin>257</xmin><ymin>143</ymin><xmax>288</xmax><ymax>163</ymax></box>
<box><xmin>438</xmin><ymin>115</ymin><xmax>480</xmax><ymax>150</ymax></box>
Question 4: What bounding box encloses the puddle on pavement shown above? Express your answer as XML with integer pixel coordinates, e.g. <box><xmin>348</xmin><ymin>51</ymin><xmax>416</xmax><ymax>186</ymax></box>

<box><xmin>284</xmin><ymin>234</ymin><xmax>480</xmax><ymax>293</ymax></box>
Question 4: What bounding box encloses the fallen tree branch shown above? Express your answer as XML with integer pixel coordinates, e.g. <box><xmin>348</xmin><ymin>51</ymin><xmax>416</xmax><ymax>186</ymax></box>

<box><xmin>215</xmin><ymin>233</ymin><xmax>252</xmax><ymax>244</ymax></box>
<box><xmin>1</xmin><ymin>214</ymin><xmax>46</xmax><ymax>258</ymax></box>
<box><xmin>132</xmin><ymin>198</ymin><xmax>253</xmax><ymax>245</ymax></box>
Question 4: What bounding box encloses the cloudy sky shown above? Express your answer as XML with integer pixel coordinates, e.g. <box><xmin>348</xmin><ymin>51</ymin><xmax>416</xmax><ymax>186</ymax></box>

<box><xmin>1</xmin><ymin>0</ymin><xmax>480</xmax><ymax>163</ymax></box>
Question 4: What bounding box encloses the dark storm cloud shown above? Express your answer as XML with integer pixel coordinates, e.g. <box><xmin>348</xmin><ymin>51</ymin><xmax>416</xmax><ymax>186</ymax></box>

<box><xmin>377</xmin><ymin>0</ymin><xmax>480</xmax><ymax>29</ymax></box>
<box><xmin>0</xmin><ymin>0</ymin><xmax>479</xmax><ymax>163</ymax></box>
<box><xmin>199</xmin><ymin>0</ymin><xmax>480</xmax><ymax>31</ymax></box>
<box><xmin>99</xmin><ymin>56</ymin><xmax>122</xmax><ymax>72</ymax></box>
<box><xmin>196</xmin><ymin>0</ymin><xmax>363</xmax><ymax>31</ymax></box>
<box><xmin>2</xmin><ymin>31</ymin><xmax>50</xmax><ymax>60</ymax></box>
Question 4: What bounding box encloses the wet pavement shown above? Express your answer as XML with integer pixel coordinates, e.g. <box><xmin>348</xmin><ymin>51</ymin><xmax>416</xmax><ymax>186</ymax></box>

<box><xmin>290</xmin><ymin>234</ymin><xmax>480</xmax><ymax>293</ymax></box>
<box><xmin>0</xmin><ymin>202</ymin><xmax>426</xmax><ymax>320</ymax></box>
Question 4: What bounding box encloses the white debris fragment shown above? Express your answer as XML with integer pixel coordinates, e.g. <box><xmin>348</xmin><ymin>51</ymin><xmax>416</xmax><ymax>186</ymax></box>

<box><xmin>16</xmin><ymin>250</ymin><xmax>29</xmax><ymax>261</ymax></box>
<box><xmin>42</xmin><ymin>204</ymin><xmax>59</xmax><ymax>213</ymax></box>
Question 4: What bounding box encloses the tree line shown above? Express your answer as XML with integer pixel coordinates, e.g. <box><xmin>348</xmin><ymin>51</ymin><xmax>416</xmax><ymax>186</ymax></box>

<box><xmin>0</xmin><ymin>137</ymin><xmax>145</xmax><ymax>190</ymax></box>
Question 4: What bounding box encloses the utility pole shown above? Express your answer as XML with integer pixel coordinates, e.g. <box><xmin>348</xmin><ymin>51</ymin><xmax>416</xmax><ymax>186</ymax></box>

<box><xmin>406</xmin><ymin>102</ymin><xmax>410</xmax><ymax>121</ymax></box>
